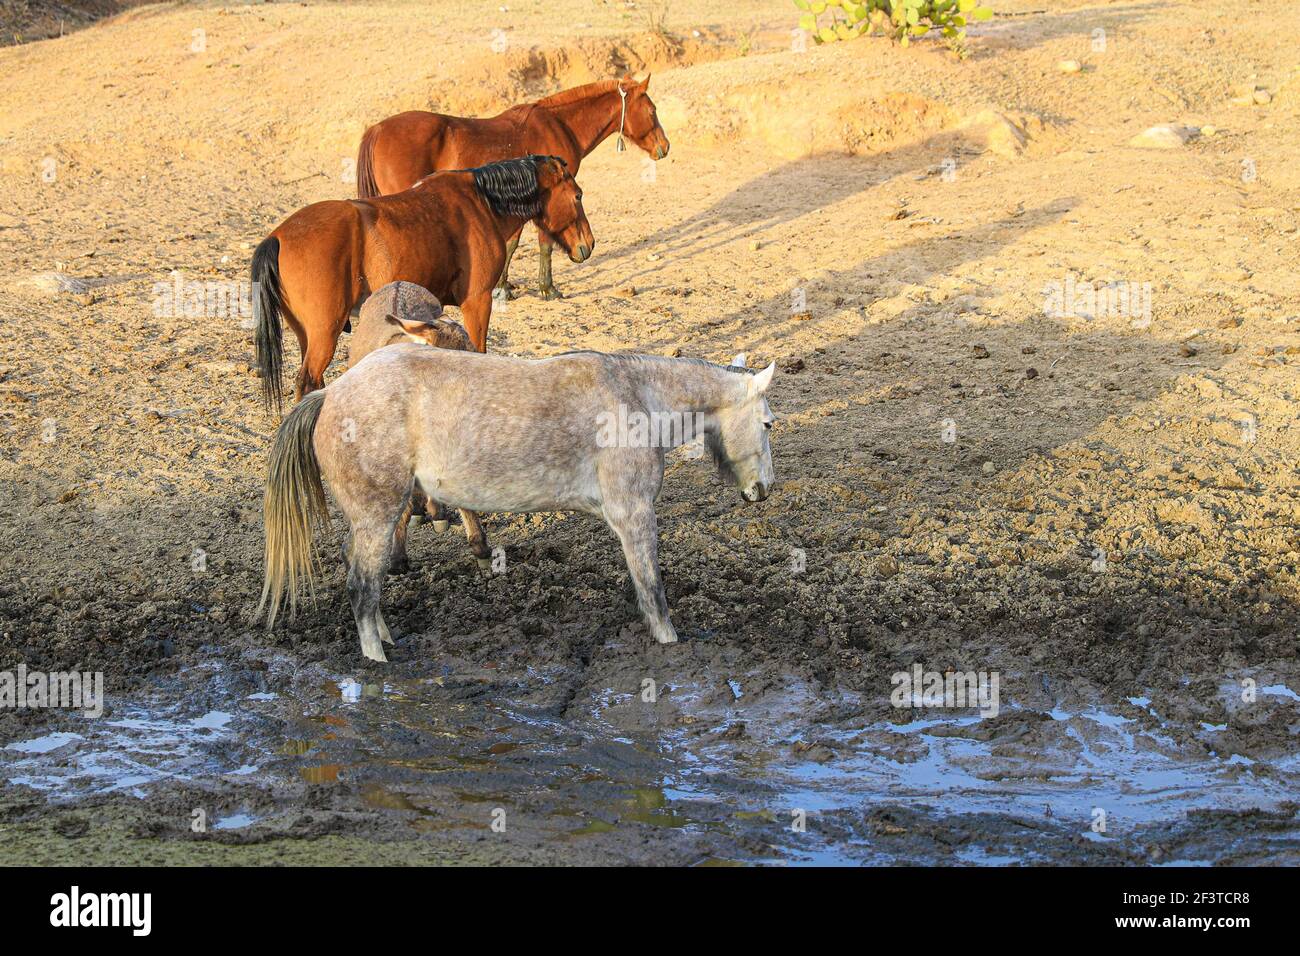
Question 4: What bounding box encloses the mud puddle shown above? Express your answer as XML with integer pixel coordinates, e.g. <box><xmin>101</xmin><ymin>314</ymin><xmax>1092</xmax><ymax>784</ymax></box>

<box><xmin>3</xmin><ymin>647</ymin><xmax>1297</xmax><ymax>864</ymax></box>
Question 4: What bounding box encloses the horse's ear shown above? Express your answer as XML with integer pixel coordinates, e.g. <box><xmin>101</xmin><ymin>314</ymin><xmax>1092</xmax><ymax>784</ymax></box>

<box><xmin>638</xmin><ymin>73</ymin><xmax>651</xmax><ymax>91</ymax></box>
<box><xmin>749</xmin><ymin>362</ymin><xmax>776</xmax><ymax>395</ymax></box>
<box><xmin>388</xmin><ymin>314</ymin><xmax>432</xmax><ymax>340</ymax></box>
<box><xmin>730</xmin><ymin>352</ymin><xmax>747</xmax><ymax>368</ymax></box>
<box><xmin>536</xmin><ymin>157</ymin><xmax>564</xmax><ymax>188</ymax></box>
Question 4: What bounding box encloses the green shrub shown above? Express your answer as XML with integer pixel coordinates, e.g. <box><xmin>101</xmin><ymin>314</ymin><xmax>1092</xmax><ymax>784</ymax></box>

<box><xmin>794</xmin><ymin>0</ymin><xmax>993</xmax><ymax>48</ymax></box>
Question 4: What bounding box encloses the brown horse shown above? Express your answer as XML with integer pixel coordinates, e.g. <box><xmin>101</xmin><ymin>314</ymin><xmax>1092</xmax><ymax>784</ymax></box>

<box><xmin>252</xmin><ymin>155</ymin><xmax>593</xmax><ymax>410</ymax></box>
<box><xmin>356</xmin><ymin>75</ymin><xmax>669</xmax><ymax>300</ymax></box>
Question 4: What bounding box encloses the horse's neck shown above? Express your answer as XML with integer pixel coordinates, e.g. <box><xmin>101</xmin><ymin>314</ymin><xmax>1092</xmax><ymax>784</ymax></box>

<box><xmin>416</xmin><ymin>174</ymin><xmax>529</xmax><ymax>240</ymax></box>
<box><xmin>538</xmin><ymin>89</ymin><xmax>621</xmax><ymax>159</ymax></box>
<box><xmin>635</xmin><ymin>359</ymin><xmax>743</xmax><ymax>417</ymax></box>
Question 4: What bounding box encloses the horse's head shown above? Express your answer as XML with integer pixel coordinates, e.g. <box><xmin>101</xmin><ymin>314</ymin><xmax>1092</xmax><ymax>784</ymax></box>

<box><xmin>619</xmin><ymin>75</ymin><xmax>670</xmax><ymax>160</ymax></box>
<box><xmin>707</xmin><ymin>356</ymin><xmax>777</xmax><ymax>503</ymax></box>
<box><xmin>386</xmin><ymin>315</ymin><xmax>473</xmax><ymax>352</ymax></box>
<box><xmin>534</xmin><ymin>156</ymin><xmax>595</xmax><ymax>264</ymax></box>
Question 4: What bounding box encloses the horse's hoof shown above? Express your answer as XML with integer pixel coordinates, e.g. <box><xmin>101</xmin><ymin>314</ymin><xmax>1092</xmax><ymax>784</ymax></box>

<box><xmin>492</xmin><ymin>286</ymin><xmax>514</xmax><ymax>302</ymax></box>
<box><xmin>538</xmin><ymin>286</ymin><xmax>563</xmax><ymax>301</ymax></box>
<box><xmin>389</xmin><ymin>560</ymin><xmax>414</xmax><ymax>576</ymax></box>
<box><xmin>432</xmin><ymin>519</ymin><xmax>451</xmax><ymax>533</ymax></box>
<box><xmin>410</xmin><ymin>514</ymin><xmax>425</xmax><ymax>528</ymax></box>
<box><xmin>476</xmin><ymin>557</ymin><xmax>493</xmax><ymax>576</ymax></box>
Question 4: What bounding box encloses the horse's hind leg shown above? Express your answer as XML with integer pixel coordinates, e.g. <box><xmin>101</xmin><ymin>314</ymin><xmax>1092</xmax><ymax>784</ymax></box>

<box><xmin>297</xmin><ymin>331</ymin><xmax>341</xmax><ymax>400</ymax></box>
<box><xmin>335</xmin><ymin>484</ymin><xmax>408</xmax><ymax>658</ymax></box>
<box><xmin>389</xmin><ymin>497</ymin><xmax>415</xmax><ymax>575</ymax></box>
<box><xmin>459</xmin><ymin>509</ymin><xmax>492</xmax><ymax>573</ymax></box>
<box><xmin>347</xmin><ymin>515</ymin><xmax>398</xmax><ymax>662</ymax></box>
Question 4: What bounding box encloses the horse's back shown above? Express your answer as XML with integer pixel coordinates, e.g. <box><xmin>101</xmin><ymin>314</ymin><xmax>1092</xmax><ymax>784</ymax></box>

<box><xmin>375</xmin><ymin>107</ymin><xmax>530</xmax><ymax>177</ymax></box>
<box><xmin>341</xmin><ymin>346</ymin><xmax>612</xmax><ymax>418</ymax></box>
<box><xmin>327</xmin><ymin>345</ymin><xmax>611</xmax><ymax>512</ymax></box>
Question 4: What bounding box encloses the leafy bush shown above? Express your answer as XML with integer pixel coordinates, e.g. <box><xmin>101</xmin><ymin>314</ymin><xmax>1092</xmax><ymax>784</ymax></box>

<box><xmin>794</xmin><ymin>0</ymin><xmax>993</xmax><ymax>48</ymax></box>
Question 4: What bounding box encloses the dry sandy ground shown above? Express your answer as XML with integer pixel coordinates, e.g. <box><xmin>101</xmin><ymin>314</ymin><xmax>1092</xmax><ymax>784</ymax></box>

<box><xmin>0</xmin><ymin>0</ymin><xmax>1297</xmax><ymax>864</ymax></box>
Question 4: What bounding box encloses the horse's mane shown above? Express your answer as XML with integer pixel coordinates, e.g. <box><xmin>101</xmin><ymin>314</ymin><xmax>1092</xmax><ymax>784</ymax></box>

<box><xmin>534</xmin><ymin>79</ymin><xmax>621</xmax><ymax>109</ymax></box>
<box><xmin>469</xmin><ymin>155</ymin><xmax>553</xmax><ymax>218</ymax></box>
<box><xmin>553</xmin><ymin>350</ymin><xmax>754</xmax><ymax>376</ymax></box>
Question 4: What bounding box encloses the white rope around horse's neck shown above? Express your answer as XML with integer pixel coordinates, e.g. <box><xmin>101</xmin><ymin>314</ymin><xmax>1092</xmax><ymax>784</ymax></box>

<box><xmin>615</xmin><ymin>85</ymin><xmax>628</xmax><ymax>153</ymax></box>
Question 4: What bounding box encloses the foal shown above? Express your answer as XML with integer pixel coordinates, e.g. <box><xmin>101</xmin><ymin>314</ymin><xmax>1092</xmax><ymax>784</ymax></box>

<box><xmin>347</xmin><ymin>281</ymin><xmax>489</xmax><ymax>574</ymax></box>
<box><xmin>346</xmin><ymin>281</ymin><xmax>471</xmax><ymax>367</ymax></box>
<box><xmin>356</xmin><ymin>76</ymin><xmax>669</xmax><ymax>300</ymax></box>
<box><xmin>259</xmin><ymin>349</ymin><xmax>777</xmax><ymax>662</ymax></box>
<box><xmin>252</xmin><ymin>155</ymin><xmax>593</xmax><ymax>410</ymax></box>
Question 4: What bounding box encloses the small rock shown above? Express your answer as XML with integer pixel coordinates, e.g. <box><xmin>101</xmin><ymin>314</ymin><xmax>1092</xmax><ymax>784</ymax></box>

<box><xmin>1180</xmin><ymin>342</ymin><xmax>1199</xmax><ymax>357</ymax></box>
<box><xmin>875</xmin><ymin>555</ymin><xmax>899</xmax><ymax>578</ymax></box>
<box><xmin>1200</xmin><ymin>125</ymin><xmax>1218</xmax><ymax>136</ymax></box>
<box><xmin>804</xmin><ymin>745</ymin><xmax>835</xmax><ymax>764</ymax></box>
<box><xmin>1253</xmin><ymin>89</ymin><xmax>1272</xmax><ymax>105</ymax></box>
<box><xmin>1058</xmin><ymin>59</ymin><xmax>1082</xmax><ymax>74</ymax></box>
<box><xmin>1193</xmin><ymin>377</ymin><xmax>1222</xmax><ymax>399</ymax></box>
<box><xmin>1128</xmin><ymin>125</ymin><xmax>1198</xmax><ymax>149</ymax></box>
<box><xmin>971</xmin><ymin>344</ymin><xmax>990</xmax><ymax>359</ymax></box>
<box><xmin>613</xmin><ymin>285</ymin><xmax>637</xmax><ymax>298</ymax></box>
<box><xmin>782</xmin><ymin>357</ymin><xmax>805</xmax><ymax>374</ymax></box>
<box><xmin>1228</xmin><ymin>83</ymin><xmax>1257</xmax><ymax>106</ymax></box>
<box><xmin>1217</xmin><ymin>316</ymin><xmax>1243</xmax><ymax>330</ymax></box>
<box><xmin>748</xmin><ymin>239</ymin><xmax>761</xmax><ymax>252</ymax></box>
<box><xmin>1025</xmin><ymin>367</ymin><xmax>1039</xmax><ymax>379</ymax></box>
<box><xmin>981</xmin><ymin>461</ymin><xmax>996</xmax><ymax>475</ymax></box>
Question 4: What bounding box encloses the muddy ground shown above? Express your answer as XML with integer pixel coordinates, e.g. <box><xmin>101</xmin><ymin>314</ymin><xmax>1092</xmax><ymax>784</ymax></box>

<box><xmin>0</xmin><ymin>0</ymin><xmax>1298</xmax><ymax>864</ymax></box>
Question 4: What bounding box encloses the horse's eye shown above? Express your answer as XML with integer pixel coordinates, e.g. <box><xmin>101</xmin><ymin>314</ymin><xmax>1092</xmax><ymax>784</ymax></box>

<box><xmin>763</xmin><ymin>421</ymin><xmax>773</xmax><ymax>430</ymax></box>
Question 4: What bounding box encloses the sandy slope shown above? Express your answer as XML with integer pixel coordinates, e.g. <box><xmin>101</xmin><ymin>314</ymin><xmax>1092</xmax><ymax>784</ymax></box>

<box><xmin>0</xmin><ymin>0</ymin><xmax>1298</xmax><ymax>863</ymax></box>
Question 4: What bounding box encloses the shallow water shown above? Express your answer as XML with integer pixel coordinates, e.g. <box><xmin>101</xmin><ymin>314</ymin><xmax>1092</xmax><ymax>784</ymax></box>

<box><xmin>3</xmin><ymin>657</ymin><xmax>1297</xmax><ymax>864</ymax></box>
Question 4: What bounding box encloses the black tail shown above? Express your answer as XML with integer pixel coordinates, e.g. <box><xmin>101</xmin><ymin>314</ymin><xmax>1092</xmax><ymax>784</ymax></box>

<box><xmin>356</xmin><ymin>126</ymin><xmax>380</xmax><ymax>199</ymax></box>
<box><xmin>252</xmin><ymin>236</ymin><xmax>285</xmax><ymax>414</ymax></box>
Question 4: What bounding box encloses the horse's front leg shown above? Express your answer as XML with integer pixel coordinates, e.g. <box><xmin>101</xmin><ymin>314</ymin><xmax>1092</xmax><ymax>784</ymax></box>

<box><xmin>493</xmin><ymin>233</ymin><xmax>521</xmax><ymax>302</ymax></box>
<box><xmin>537</xmin><ymin>235</ymin><xmax>562</xmax><ymax>301</ymax></box>
<box><xmin>604</xmin><ymin>499</ymin><xmax>677</xmax><ymax>644</ymax></box>
<box><xmin>460</xmin><ymin>291</ymin><xmax>493</xmax><ymax>353</ymax></box>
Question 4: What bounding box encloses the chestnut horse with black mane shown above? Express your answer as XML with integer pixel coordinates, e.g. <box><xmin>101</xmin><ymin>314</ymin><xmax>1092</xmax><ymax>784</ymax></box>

<box><xmin>252</xmin><ymin>155</ymin><xmax>593</xmax><ymax>411</ymax></box>
<box><xmin>356</xmin><ymin>75</ymin><xmax>668</xmax><ymax>301</ymax></box>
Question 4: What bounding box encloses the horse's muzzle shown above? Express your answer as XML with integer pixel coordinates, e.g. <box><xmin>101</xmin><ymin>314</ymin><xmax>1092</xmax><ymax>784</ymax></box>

<box><xmin>572</xmin><ymin>242</ymin><xmax>592</xmax><ymax>263</ymax></box>
<box><xmin>741</xmin><ymin>481</ymin><xmax>769</xmax><ymax>503</ymax></box>
<box><xmin>655</xmin><ymin>144</ymin><xmax>669</xmax><ymax>160</ymax></box>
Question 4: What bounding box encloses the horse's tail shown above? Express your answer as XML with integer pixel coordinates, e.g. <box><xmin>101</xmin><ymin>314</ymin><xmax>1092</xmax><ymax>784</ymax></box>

<box><xmin>252</xmin><ymin>235</ymin><xmax>285</xmax><ymax>413</ymax></box>
<box><xmin>356</xmin><ymin>125</ymin><xmax>380</xmax><ymax>199</ymax></box>
<box><xmin>257</xmin><ymin>389</ymin><xmax>329</xmax><ymax>630</ymax></box>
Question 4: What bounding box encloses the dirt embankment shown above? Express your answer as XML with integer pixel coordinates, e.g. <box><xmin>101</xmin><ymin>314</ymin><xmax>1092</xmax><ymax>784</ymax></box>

<box><xmin>0</xmin><ymin>0</ymin><xmax>1298</xmax><ymax>864</ymax></box>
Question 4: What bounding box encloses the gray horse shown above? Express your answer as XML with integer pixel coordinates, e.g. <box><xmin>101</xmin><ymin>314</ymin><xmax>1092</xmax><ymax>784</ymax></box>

<box><xmin>259</xmin><ymin>347</ymin><xmax>777</xmax><ymax>662</ymax></box>
<box><xmin>347</xmin><ymin>281</ymin><xmax>488</xmax><ymax>570</ymax></box>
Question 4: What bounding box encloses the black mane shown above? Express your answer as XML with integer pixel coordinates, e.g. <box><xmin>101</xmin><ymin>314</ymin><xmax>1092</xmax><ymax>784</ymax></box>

<box><xmin>469</xmin><ymin>155</ymin><xmax>562</xmax><ymax>219</ymax></box>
